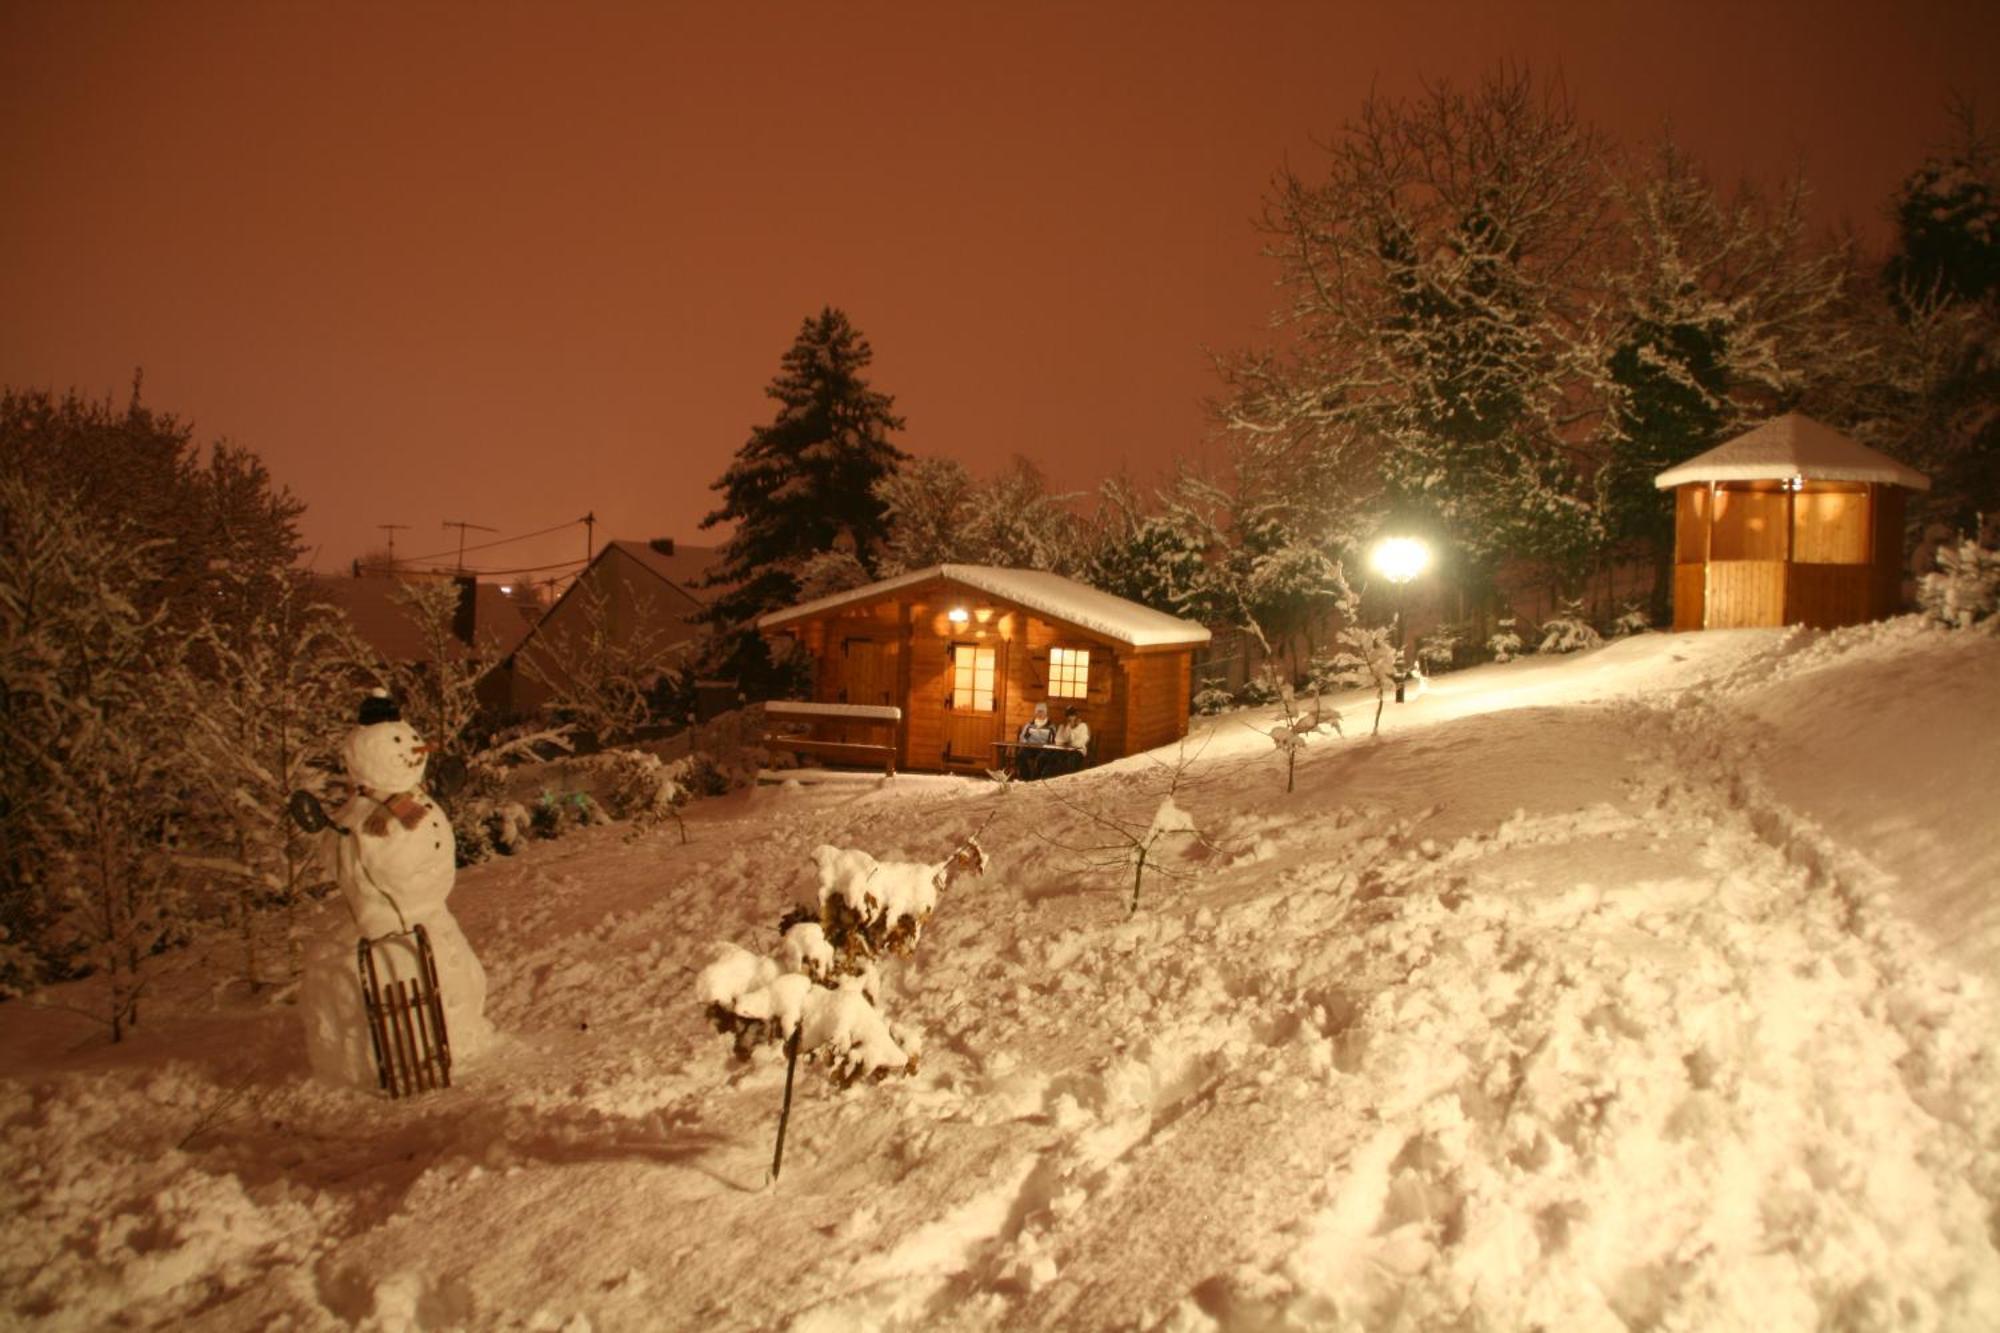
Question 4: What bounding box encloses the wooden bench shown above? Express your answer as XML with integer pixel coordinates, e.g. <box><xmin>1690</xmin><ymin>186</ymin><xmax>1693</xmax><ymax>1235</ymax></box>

<box><xmin>763</xmin><ymin>701</ymin><xmax>902</xmax><ymax>776</ymax></box>
<box><xmin>991</xmin><ymin>740</ymin><xmax>1086</xmax><ymax>780</ymax></box>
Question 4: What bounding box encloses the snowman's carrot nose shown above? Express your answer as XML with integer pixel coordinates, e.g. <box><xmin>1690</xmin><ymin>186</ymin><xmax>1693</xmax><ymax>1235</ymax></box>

<box><xmin>414</xmin><ymin>742</ymin><xmax>436</xmax><ymax>755</ymax></box>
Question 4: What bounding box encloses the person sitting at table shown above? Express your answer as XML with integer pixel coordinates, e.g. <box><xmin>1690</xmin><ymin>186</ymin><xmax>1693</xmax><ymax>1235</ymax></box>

<box><xmin>1017</xmin><ymin>702</ymin><xmax>1054</xmax><ymax>777</ymax></box>
<box><xmin>1049</xmin><ymin>705</ymin><xmax>1090</xmax><ymax>775</ymax></box>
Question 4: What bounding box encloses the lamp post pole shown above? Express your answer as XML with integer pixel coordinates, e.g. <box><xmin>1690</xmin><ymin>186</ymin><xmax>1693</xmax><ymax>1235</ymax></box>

<box><xmin>1393</xmin><ymin>579</ymin><xmax>1409</xmax><ymax>704</ymax></box>
<box><xmin>1370</xmin><ymin>536</ymin><xmax>1431</xmax><ymax>707</ymax></box>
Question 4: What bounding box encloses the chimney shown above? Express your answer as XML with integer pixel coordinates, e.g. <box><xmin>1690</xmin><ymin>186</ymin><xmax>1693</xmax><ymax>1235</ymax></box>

<box><xmin>649</xmin><ymin>537</ymin><xmax>676</xmax><ymax>557</ymax></box>
<box><xmin>453</xmin><ymin>575</ymin><xmax>478</xmax><ymax>645</ymax></box>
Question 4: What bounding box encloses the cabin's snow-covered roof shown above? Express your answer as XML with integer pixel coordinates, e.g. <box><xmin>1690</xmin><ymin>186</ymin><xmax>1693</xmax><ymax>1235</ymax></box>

<box><xmin>758</xmin><ymin>564</ymin><xmax>1212</xmax><ymax>648</ymax></box>
<box><xmin>1654</xmin><ymin>413</ymin><xmax>1930</xmax><ymax>490</ymax></box>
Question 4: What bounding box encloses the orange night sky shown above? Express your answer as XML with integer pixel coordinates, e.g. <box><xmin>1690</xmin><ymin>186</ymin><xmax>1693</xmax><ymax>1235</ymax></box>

<box><xmin>3</xmin><ymin>2</ymin><xmax>1996</xmax><ymax>587</ymax></box>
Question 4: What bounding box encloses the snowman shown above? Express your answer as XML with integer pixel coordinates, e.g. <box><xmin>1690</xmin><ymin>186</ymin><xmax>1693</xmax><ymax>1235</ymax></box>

<box><xmin>299</xmin><ymin>691</ymin><xmax>493</xmax><ymax>1092</ymax></box>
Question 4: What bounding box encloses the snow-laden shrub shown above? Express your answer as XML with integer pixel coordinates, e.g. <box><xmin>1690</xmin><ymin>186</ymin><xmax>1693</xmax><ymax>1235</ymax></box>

<box><xmin>697</xmin><ymin>830</ymin><xmax>990</xmax><ymax>1178</ymax></box>
<box><xmin>685</xmin><ymin>705</ymin><xmax>770</xmax><ymax>791</ymax></box>
<box><xmin>1488</xmin><ymin>617</ymin><xmax>1523</xmax><ymax>663</ymax></box>
<box><xmin>1192</xmin><ymin>677</ymin><xmax>1234</xmax><ymax>716</ymax></box>
<box><xmin>577</xmin><ymin>748</ymin><xmax>689</xmax><ymax>822</ymax></box>
<box><xmin>532</xmin><ymin>789</ymin><xmax>609</xmax><ymax>838</ymax></box>
<box><xmin>1417</xmin><ymin>625</ymin><xmax>1461</xmax><ymax>672</ymax></box>
<box><xmin>1235</xmin><ymin>668</ymin><xmax>1283</xmax><ymax>707</ymax></box>
<box><xmin>1537</xmin><ymin>600</ymin><xmax>1603</xmax><ymax>654</ymax></box>
<box><xmin>1918</xmin><ymin>528</ymin><xmax>2000</xmax><ymax>631</ymax></box>
<box><xmin>1610</xmin><ymin>603</ymin><xmax>1652</xmax><ymax>638</ymax></box>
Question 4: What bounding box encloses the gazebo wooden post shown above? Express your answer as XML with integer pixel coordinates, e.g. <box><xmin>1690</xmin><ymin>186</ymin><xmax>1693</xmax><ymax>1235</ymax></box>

<box><xmin>1703</xmin><ymin>480</ymin><xmax>1716</xmax><ymax>629</ymax></box>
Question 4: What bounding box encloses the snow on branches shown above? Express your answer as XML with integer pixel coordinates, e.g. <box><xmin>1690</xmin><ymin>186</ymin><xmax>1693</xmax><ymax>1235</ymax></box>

<box><xmin>696</xmin><ymin>829</ymin><xmax>989</xmax><ymax>1178</ymax></box>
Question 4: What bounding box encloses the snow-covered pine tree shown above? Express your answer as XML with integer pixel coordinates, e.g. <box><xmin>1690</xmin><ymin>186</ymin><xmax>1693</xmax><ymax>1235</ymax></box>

<box><xmin>1918</xmin><ymin>524</ymin><xmax>2000</xmax><ymax>631</ymax></box>
<box><xmin>698</xmin><ymin>308</ymin><xmax>909</xmax><ymax>692</ymax></box>
<box><xmin>1537</xmin><ymin>599</ymin><xmax>1603</xmax><ymax>654</ymax></box>
<box><xmin>697</xmin><ymin>832</ymin><xmax>988</xmax><ymax>1179</ymax></box>
<box><xmin>1081</xmin><ymin>477</ymin><xmax>1215</xmax><ymax>619</ymax></box>
<box><xmin>1846</xmin><ymin>107</ymin><xmax>1999</xmax><ymax>532</ymax></box>
<box><xmin>176</xmin><ymin>572</ymin><xmax>373</xmax><ymax>991</ymax></box>
<box><xmin>0</xmin><ymin>476</ymin><xmax>188</xmax><ymax>1037</ymax></box>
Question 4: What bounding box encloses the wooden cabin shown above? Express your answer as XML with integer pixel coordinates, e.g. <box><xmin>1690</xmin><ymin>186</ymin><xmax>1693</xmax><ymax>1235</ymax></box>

<box><xmin>1655</xmin><ymin>414</ymin><xmax>1930</xmax><ymax>631</ymax></box>
<box><xmin>757</xmin><ymin>565</ymin><xmax>1211</xmax><ymax>774</ymax></box>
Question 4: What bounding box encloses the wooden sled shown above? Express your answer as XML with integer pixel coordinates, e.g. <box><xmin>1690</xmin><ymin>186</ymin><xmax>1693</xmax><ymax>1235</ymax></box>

<box><xmin>357</xmin><ymin>925</ymin><xmax>453</xmax><ymax>1098</ymax></box>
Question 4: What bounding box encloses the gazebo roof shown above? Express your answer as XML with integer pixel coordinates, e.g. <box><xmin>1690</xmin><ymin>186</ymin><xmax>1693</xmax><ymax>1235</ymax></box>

<box><xmin>757</xmin><ymin>564</ymin><xmax>1211</xmax><ymax>648</ymax></box>
<box><xmin>1653</xmin><ymin>413</ymin><xmax>1930</xmax><ymax>491</ymax></box>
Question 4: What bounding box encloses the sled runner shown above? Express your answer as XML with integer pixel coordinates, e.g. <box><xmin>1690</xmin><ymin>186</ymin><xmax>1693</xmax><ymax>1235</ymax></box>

<box><xmin>357</xmin><ymin>924</ymin><xmax>453</xmax><ymax>1098</ymax></box>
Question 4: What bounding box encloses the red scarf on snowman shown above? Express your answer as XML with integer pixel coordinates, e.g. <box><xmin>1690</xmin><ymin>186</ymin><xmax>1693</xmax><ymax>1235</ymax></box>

<box><xmin>358</xmin><ymin>788</ymin><xmax>429</xmax><ymax>836</ymax></box>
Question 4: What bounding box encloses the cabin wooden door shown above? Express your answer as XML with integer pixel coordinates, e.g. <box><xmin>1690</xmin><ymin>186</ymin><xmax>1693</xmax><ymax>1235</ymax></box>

<box><xmin>941</xmin><ymin>640</ymin><xmax>1004</xmax><ymax>768</ymax></box>
<box><xmin>841</xmin><ymin>638</ymin><xmax>893</xmax><ymax>707</ymax></box>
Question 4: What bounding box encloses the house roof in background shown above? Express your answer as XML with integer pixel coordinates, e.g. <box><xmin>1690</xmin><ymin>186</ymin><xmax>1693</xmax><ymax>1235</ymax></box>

<box><xmin>309</xmin><ymin>575</ymin><xmax>533</xmax><ymax>663</ymax></box>
<box><xmin>1654</xmin><ymin>413</ymin><xmax>1931</xmax><ymax>490</ymax></box>
<box><xmin>602</xmin><ymin>540</ymin><xmax>722</xmax><ymax>605</ymax></box>
<box><xmin>758</xmin><ymin>564</ymin><xmax>1212</xmax><ymax>648</ymax></box>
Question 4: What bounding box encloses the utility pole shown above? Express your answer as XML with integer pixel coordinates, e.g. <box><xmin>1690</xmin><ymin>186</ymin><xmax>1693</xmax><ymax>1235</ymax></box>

<box><xmin>442</xmin><ymin>520</ymin><xmax>497</xmax><ymax>573</ymax></box>
<box><xmin>377</xmin><ymin>523</ymin><xmax>408</xmax><ymax>572</ymax></box>
<box><xmin>582</xmin><ymin>511</ymin><xmax>596</xmax><ymax>565</ymax></box>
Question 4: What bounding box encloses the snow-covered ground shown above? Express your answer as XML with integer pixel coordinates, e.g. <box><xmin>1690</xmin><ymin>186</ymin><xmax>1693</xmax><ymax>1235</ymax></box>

<box><xmin>4</xmin><ymin>619</ymin><xmax>1998</xmax><ymax>1331</ymax></box>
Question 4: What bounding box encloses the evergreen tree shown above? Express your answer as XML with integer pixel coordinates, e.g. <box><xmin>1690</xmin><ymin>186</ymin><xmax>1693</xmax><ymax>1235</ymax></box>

<box><xmin>1884</xmin><ymin>102</ymin><xmax>2000</xmax><ymax>314</ymax></box>
<box><xmin>1858</xmin><ymin>107</ymin><xmax>2000</xmax><ymax>529</ymax></box>
<box><xmin>699</xmin><ymin>309</ymin><xmax>908</xmax><ymax>691</ymax></box>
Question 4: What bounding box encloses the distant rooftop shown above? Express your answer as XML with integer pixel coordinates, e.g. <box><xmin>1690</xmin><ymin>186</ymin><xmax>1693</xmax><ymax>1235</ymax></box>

<box><xmin>309</xmin><ymin>574</ymin><xmax>532</xmax><ymax>663</ymax></box>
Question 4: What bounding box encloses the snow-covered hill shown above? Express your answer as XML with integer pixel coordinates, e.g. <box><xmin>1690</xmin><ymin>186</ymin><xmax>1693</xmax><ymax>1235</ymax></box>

<box><xmin>4</xmin><ymin>620</ymin><xmax>1998</xmax><ymax>1331</ymax></box>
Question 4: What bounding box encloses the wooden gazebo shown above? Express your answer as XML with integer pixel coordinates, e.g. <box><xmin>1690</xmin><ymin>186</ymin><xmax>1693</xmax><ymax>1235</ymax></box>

<box><xmin>757</xmin><ymin>565</ymin><xmax>1210</xmax><ymax>774</ymax></box>
<box><xmin>1655</xmin><ymin>413</ymin><xmax>1929</xmax><ymax>631</ymax></box>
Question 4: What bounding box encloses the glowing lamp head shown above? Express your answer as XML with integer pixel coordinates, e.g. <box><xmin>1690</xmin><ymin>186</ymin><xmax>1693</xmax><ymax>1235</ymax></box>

<box><xmin>1371</xmin><ymin>536</ymin><xmax>1431</xmax><ymax>585</ymax></box>
<box><xmin>947</xmin><ymin>606</ymin><xmax>970</xmax><ymax>625</ymax></box>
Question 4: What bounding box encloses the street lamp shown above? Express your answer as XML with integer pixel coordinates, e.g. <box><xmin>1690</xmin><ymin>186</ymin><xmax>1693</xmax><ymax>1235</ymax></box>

<box><xmin>1370</xmin><ymin>536</ymin><xmax>1431</xmax><ymax>703</ymax></box>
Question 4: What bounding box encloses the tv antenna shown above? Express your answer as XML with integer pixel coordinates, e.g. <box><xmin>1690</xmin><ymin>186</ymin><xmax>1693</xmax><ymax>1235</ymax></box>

<box><xmin>442</xmin><ymin>520</ymin><xmax>497</xmax><ymax>572</ymax></box>
<box><xmin>378</xmin><ymin>523</ymin><xmax>408</xmax><ymax>568</ymax></box>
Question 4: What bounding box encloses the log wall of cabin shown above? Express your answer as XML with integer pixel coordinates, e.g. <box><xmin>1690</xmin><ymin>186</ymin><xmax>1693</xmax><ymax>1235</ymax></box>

<box><xmin>1122</xmin><ymin>650</ymin><xmax>1193</xmax><ymax>755</ymax></box>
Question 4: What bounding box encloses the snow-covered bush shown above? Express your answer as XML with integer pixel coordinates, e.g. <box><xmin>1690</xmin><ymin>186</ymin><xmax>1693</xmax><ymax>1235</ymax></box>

<box><xmin>1488</xmin><ymin>616</ymin><xmax>1523</xmax><ymax>663</ymax></box>
<box><xmin>1537</xmin><ymin>600</ymin><xmax>1603</xmax><ymax>654</ymax></box>
<box><xmin>1416</xmin><ymin>625</ymin><xmax>1461</xmax><ymax>672</ymax></box>
<box><xmin>1918</xmin><ymin>527</ymin><xmax>2000</xmax><ymax>631</ymax></box>
<box><xmin>1192</xmin><ymin>677</ymin><xmax>1234</xmax><ymax>716</ymax></box>
<box><xmin>697</xmin><ymin>830</ymin><xmax>989</xmax><ymax>1178</ymax></box>
<box><xmin>532</xmin><ymin>789</ymin><xmax>609</xmax><ymax>839</ymax></box>
<box><xmin>1609</xmin><ymin>602</ymin><xmax>1652</xmax><ymax>638</ymax></box>
<box><xmin>1235</xmin><ymin>667</ymin><xmax>1283</xmax><ymax>707</ymax></box>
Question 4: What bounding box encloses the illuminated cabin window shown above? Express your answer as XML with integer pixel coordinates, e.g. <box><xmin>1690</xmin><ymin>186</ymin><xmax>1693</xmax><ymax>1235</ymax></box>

<box><xmin>951</xmin><ymin>644</ymin><xmax>995</xmax><ymax>711</ymax></box>
<box><xmin>1048</xmin><ymin>647</ymin><xmax>1090</xmax><ymax>699</ymax></box>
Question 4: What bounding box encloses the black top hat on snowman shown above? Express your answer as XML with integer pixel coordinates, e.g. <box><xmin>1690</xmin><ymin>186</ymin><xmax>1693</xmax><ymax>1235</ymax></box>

<box><xmin>357</xmin><ymin>690</ymin><xmax>402</xmax><ymax>726</ymax></box>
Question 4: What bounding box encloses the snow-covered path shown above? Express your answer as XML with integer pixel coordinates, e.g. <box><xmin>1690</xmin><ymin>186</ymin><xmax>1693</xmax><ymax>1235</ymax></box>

<box><xmin>3</xmin><ymin>623</ymin><xmax>1997</xmax><ymax>1330</ymax></box>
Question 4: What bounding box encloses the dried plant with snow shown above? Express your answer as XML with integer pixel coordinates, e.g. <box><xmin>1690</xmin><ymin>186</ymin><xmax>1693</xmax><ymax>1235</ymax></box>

<box><xmin>1260</xmin><ymin>681</ymin><xmax>1342</xmax><ymax>794</ymax></box>
<box><xmin>1038</xmin><ymin>742</ymin><xmax>1209</xmax><ymax>915</ymax></box>
<box><xmin>696</xmin><ymin>827</ymin><xmax>990</xmax><ymax>1178</ymax></box>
